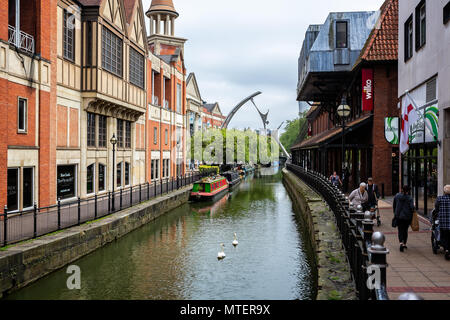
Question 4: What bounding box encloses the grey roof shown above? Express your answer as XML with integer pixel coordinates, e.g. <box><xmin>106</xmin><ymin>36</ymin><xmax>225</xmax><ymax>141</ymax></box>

<box><xmin>297</xmin><ymin>11</ymin><xmax>377</xmax><ymax>101</ymax></box>
<box><xmin>203</xmin><ymin>104</ymin><xmax>216</xmax><ymax>112</ymax></box>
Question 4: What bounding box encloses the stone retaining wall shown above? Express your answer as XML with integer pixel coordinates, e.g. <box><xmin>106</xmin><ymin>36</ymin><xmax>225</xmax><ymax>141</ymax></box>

<box><xmin>0</xmin><ymin>187</ymin><xmax>191</xmax><ymax>298</ymax></box>
<box><xmin>282</xmin><ymin>169</ymin><xmax>356</xmax><ymax>300</ymax></box>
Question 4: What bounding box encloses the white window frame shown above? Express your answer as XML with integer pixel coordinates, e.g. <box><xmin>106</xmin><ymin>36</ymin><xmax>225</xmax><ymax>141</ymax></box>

<box><xmin>98</xmin><ymin>163</ymin><xmax>107</xmax><ymax>193</ymax></box>
<box><xmin>7</xmin><ymin>167</ymin><xmax>20</xmax><ymax>213</ymax></box>
<box><xmin>17</xmin><ymin>97</ymin><xmax>27</xmax><ymax>133</ymax></box>
<box><xmin>86</xmin><ymin>163</ymin><xmax>96</xmax><ymax>196</ymax></box>
<box><xmin>22</xmin><ymin>166</ymin><xmax>34</xmax><ymax>211</ymax></box>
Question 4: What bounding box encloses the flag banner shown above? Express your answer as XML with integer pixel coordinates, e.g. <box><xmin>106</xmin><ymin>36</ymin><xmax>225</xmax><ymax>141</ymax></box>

<box><xmin>362</xmin><ymin>68</ymin><xmax>374</xmax><ymax>112</ymax></box>
<box><xmin>385</xmin><ymin>117</ymin><xmax>399</xmax><ymax>145</ymax></box>
<box><xmin>400</xmin><ymin>95</ymin><xmax>419</xmax><ymax>154</ymax></box>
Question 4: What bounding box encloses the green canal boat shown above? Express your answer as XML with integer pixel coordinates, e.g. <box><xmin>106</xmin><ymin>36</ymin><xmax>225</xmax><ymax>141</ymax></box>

<box><xmin>190</xmin><ymin>176</ymin><xmax>229</xmax><ymax>202</ymax></box>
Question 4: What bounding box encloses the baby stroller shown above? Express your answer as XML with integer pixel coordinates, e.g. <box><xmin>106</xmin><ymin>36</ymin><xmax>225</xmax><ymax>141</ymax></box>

<box><xmin>431</xmin><ymin>209</ymin><xmax>442</xmax><ymax>254</ymax></box>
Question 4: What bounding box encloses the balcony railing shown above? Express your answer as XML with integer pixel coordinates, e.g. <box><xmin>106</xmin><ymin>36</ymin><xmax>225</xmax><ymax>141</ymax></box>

<box><xmin>8</xmin><ymin>25</ymin><xmax>35</xmax><ymax>54</ymax></box>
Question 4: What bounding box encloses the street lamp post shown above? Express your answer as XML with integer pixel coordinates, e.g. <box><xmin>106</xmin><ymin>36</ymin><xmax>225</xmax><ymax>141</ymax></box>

<box><xmin>110</xmin><ymin>134</ymin><xmax>117</xmax><ymax>212</ymax></box>
<box><xmin>337</xmin><ymin>97</ymin><xmax>351</xmax><ymax>190</ymax></box>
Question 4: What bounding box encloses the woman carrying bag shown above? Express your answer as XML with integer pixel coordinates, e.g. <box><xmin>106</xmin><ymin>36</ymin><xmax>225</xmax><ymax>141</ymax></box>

<box><xmin>393</xmin><ymin>186</ymin><xmax>415</xmax><ymax>252</ymax></box>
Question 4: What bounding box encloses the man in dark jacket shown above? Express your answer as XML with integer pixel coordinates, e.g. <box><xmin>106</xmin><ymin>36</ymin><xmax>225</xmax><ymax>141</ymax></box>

<box><xmin>393</xmin><ymin>186</ymin><xmax>415</xmax><ymax>252</ymax></box>
<box><xmin>366</xmin><ymin>178</ymin><xmax>380</xmax><ymax>208</ymax></box>
<box><xmin>435</xmin><ymin>185</ymin><xmax>450</xmax><ymax>260</ymax></box>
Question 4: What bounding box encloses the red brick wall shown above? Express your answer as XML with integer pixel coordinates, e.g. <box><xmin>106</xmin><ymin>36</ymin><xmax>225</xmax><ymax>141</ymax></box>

<box><xmin>69</xmin><ymin>107</ymin><xmax>78</xmax><ymax>148</ymax></box>
<box><xmin>57</xmin><ymin>105</ymin><xmax>67</xmax><ymax>147</ymax></box>
<box><xmin>0</xmin><ymin>79</ymin><xmax>8</xmax><ymax>209</ymax></box>
<box><xmin>7</xmin><ymin>83</ymin><xmax>36</xmax><ymax>147</ymax></box>
<box><xmin>371</xmin><ymin>63</ymin><xmax>399</xmax><ymax>196</ymax></box>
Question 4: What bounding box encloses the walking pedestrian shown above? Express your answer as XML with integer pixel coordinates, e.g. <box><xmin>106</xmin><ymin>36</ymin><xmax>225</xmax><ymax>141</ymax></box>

<box><xmin>348</xmin><ymin>183</ymin><xmax>369</xmax><ymax>209</ymax></box>
<box><xmin>330</xmin><ymin>171</ymin><xmax>342</xmax><ymax>188</ymax></box>
<box><xmin>366</xmin><ymin>178</ymin><xmax>380</xmax><ymax>209</ymax></box>
<box><xmin>393</xmin><ymin>185</ymin><xmax>414</xmax><ymax>252</ymax></box>
<box><xmin>435</xmin><ymin>185</ymin><xmax>450</xmax><ymax>260</ymax></box>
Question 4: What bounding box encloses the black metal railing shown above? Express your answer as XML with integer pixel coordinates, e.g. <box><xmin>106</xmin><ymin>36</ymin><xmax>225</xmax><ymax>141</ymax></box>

<box><xmin>286</xmin><ymin>163</ymin><xmax>390</xmax><ymax>300</ymax></box>
<box><xmin>0</xmin><ymin>172</ymin><xmax>205</xmax><ymax>247</ymax></box>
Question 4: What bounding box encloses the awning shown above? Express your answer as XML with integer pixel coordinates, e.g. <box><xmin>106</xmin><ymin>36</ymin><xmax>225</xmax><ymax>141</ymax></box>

<box><xmin>292</xmin><ymin>114</ymin><xmax>372</xmax><ymax>150</ymax></box>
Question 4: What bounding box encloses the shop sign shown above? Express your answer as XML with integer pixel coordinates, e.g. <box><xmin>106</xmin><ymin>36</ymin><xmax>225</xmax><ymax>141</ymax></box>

<box><xmin>409</xmin><ymin>104</ymin><xmax>439</xmax><ymax>144</ymax></box>
<box><xmin>362</xmin><ymin>68</ymin><xmax>374</xmax><ymax>112</ymax></box>
<box><xmin>57</xmin><ymin>165</ymin><xmax>76</xmax><ymax>199</ymax></box>
<box><xmin>385</xmin><ymin>117</ymin><xmax>399</xmax><ymax>145</ymax></box>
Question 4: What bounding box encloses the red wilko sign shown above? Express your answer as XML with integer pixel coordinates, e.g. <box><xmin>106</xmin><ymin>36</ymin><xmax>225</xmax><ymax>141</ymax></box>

<box><xmin>362</xmin><ymin>68</ymin><xmax>374</xmax><ymax>112</ymax></box>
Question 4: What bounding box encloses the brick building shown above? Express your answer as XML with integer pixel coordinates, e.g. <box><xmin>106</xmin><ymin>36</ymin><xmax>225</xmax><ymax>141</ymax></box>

<box><xmin>146</xmin><ymin>0</ymin><xmax>187</xmax><ymax>181</ymax></box>
<box><xmin>292</xmin><ymin>0</ymin><xmax>401</xmax><ymax>195</ymax></box>
<box><xmin>1</xmin><ymin>0</ymin><xmax>189</xmax><ymax>212</ymax></box>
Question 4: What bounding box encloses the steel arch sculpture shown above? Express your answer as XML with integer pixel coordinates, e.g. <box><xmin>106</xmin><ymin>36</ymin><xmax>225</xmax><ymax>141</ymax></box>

<box><xmin>221</xmin><ymin>91</ymin><xmax>262</xmax><ymax>129</ymax></box>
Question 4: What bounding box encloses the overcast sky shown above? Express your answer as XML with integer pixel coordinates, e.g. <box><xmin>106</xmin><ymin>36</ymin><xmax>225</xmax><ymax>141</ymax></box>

<box><xmin>142</xmin><ymin>0</ymin><xmax>384</xmax><ymax>132</ymax></box>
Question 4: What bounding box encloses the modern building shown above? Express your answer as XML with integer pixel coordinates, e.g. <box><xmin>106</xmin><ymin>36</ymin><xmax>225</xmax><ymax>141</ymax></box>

<box><xmin>398</xmin><ymin>0</ymin><xmax>450</xmax><ymax>215</ymax></box>
<box><xmin>292</xmin><ymin>10</ymin><xmax>378</xmax><ymax>191</ymax></box>
<box><xmin>293</xmin><ymin>1</ymin><xmax>402</xmax><ymax>196</ymax></box>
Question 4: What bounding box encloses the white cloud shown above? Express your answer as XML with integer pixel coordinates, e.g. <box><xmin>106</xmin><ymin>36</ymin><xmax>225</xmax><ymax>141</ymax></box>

<box><xmin>142</xmin><ymin>0</ymin><xmax>385</xmax><ymax>131</ymax></box>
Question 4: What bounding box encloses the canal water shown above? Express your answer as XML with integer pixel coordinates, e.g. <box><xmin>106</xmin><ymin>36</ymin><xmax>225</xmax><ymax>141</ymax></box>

<box><xmin>5</xmin><ymin>169</ymin><xmax>316</xmax><ymax>300</ymax></box>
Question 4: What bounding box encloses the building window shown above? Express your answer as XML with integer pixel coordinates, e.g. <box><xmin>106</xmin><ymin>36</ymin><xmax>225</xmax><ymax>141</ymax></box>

<box><xmin>444</xmin><ymin>2</ymin><xmax>450</xmax><ymax>24</ymax></box>
<box><xmin>405</xmin><ymin>15</ymin><xmax>414</xmax><ymax>61</ymax></box>
<box><xmin>165</xmin><ymin>129</ymin><xmax>168</xmax><ymax>145</ymax></box>
<box><xmin>63</xmin><ymin>9</ymin><xmax>75</xmax><ymax>61</ymax></box>
<box><xmin>87</xmin><ymin>164</ymin><xmax>95</xmax><ymax>194</ymax></box>
<box><xmin>155</xmin><ymin>159</ymin><xmax>160</xmax><ymax>179</ymax></box>
<box><xmin>57</xmin><ymin>165</ymin><xmax>76</xmax><ymax>200</ymax></box>
<box><xmin>117</xmin><ymin>119</ymin><xmax>124</xmax><ymax>148</ymax></box>
<box><xmin>102</xmin><ymin>26</ymin><xmax>122</xmax><ymax>77</ymax></box>
<box><xmin>416</xmin><ymin>1</ymin><xmax>426</xmax><ymax>50</ymax></box>
<box><xmin>151</xmin><ymin>160</ymin><xmax>155</xmax><ymax>180</ymax></box>
<box><xmin>129</xmin><ymin>47</ymin><xmax>144</xmax><ymax>88</ymax></box>
<box><xmin>86</xmin><ymin>22</ymin><xmax>93</xmax><ymax>66</ymax></box>
<box><xmin>98</xmin><ymin>115</ymin><xmax>107</xmax><ymax>148</ymax></box>
<box><xmin>98</xmin><ymin>163</ymin><xmax>106</xmax><ymax>192</ymax></box>
<box><xmin>87</xmin><ymin>113</ymin><xmax>96</xmax><ymax>147</ymax></box>
<box><xmin>124</xmin><ymin>162</ymin><xmax>130</xmax><ymax>186</ymax></box>
<box><xmin>176</xmin><ymin>83</ymin><xmax>182</xmax><ymax>113</ymax></box>
<box><xmin>154</xmin><ymin>127</ymin><xmax>157</xmax><ymax>145</ymax></box>
<box><xmin>117</xmin><ymin>162</ymin><xmax>122</xmax><ymax>187</ymax></box>
<box><xmin>18</xmin><ymin>98</ymin><xmax>27</xmax><ymax>133</ymax></box>
<box><xmin>336</xmin><ymin>21</ymin><xmax>348</xmax><ymax>49</ymax></box>
<box><xmin>23</xmin><ymin>167</ymin><xmax>33</xmax><ymax>209</ymax></box>
<box><xmin>7</xmin><ymin>168</ymin><xmax>19</xmax><ymax>211</ymax></box>
<box><xmin>125</xmin><ymin>121</ymin><xmax>131</xmax><ymax>148</ymax></box>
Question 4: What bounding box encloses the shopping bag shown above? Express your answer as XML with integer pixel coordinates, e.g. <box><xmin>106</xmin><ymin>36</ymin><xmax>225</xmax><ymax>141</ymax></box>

<box><xmin>411</xmin><ymin>211</ymin><xmax>419</xmax><ymax>232</ymax></box>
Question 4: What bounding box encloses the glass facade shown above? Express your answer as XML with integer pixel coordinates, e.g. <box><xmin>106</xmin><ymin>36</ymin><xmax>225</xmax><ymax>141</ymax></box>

<box><xmin>402</xmin><ymin>143</ymin><xmax>438</xmax><ymax>217</ymax></box>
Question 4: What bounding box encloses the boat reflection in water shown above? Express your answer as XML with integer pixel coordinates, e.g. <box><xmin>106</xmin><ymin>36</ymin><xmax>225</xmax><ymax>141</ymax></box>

<box><xmin>191</xmin><ymin>193</ymin><xmax>230</xmax><ymax>217</ymax></box>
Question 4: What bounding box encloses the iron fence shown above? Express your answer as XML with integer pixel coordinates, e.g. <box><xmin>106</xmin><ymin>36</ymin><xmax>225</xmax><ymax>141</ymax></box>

<box><xmin>1</xmin><ymin>172</ymin><xmax>204</xmax><ymax>247</ymax></box>
<box><xmin>286</xmin><ymin>164</ymin><xmax>390</xmax><ymax>301</ymax></box>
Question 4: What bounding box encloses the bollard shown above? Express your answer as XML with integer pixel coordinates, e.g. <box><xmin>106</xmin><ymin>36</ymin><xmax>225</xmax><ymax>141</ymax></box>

<box><xmin>367</xmin><ymin>232</ymin><xmax>390</xmax><ymax>300</ymax></box>
<box><xmin>139</xmin><ymin>184</ymin><xmax>142</xmax><ymax>203</ymax></box>
<box><xmin>108</xmin><ymin>192</ymin><xmax>111</xmax><ymax>213</ymax></box>
<box><xmin>362</xmin><ymin>211</ymin><xmax>374</xmax><ymax>244</ymax></box>
<box><xmin>398</xmin><ymin>292</ymin><xmax>424</xmax><ymax>300</ymax></box>
<box><xmin>33</xmin><ymin>203</ymin><xmax>38</xmax><ymax>239</ymax></box>
<box><xmin>120</xmin><ymin>188</ymin><xmax>123</xmax><ymax>210</ymax></box>
<box><xmin>147</xmin><ymin>182</ymin><xmax>150</xmax><ymax>200</ymax></box>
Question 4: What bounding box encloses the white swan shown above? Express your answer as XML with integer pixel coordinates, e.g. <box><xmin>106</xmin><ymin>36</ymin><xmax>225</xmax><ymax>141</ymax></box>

<box><xmin>232</xmin><ymin>233</ymin><xmax>238</xmax><ymax>247</ymax></box>
<box><xmin>217</xmin><ymin>243</ymin><xmax>226</xmax><ymax>260</ymax></box>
